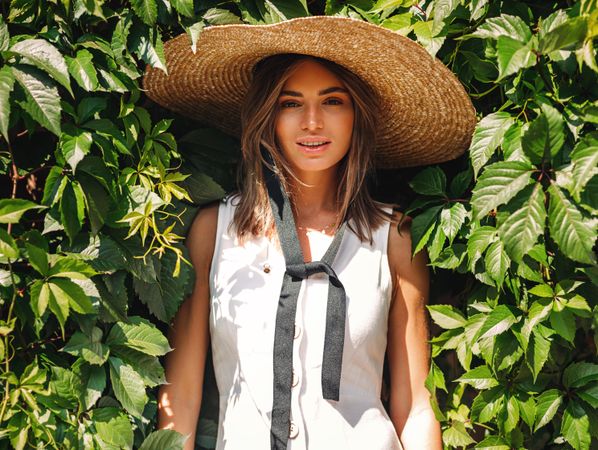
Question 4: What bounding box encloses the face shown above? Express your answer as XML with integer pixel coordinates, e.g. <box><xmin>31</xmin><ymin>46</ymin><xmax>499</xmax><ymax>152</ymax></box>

<box><xmin>274</xmin><ymin>59</ymin><xmax>354</xmax><ymax>177</ymax></box>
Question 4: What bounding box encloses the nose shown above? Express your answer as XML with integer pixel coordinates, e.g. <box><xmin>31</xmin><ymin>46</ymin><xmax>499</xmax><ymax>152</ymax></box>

<box><xmin>300</xmin><ymin>104</ymin><xmax>323</xmax><ymax>131</ymax></box>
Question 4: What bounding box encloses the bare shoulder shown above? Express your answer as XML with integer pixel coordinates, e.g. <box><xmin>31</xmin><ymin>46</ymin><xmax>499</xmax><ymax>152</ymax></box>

<box><xmin>387</xmin><ymin>210</ymin><xmax>428</xmax><ymax>289</ymax></box>
<box><xmin>186</xmin><ymin>202</ymin><xmax>219</xmax><ymax>271</ymax></box>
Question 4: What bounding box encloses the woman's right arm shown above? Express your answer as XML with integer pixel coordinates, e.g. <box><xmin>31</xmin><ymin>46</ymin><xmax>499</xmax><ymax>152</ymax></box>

<box><xmin>157</xmin><ymin>204</ymin><xmax>218</xmax><ymax>450</ymax></box>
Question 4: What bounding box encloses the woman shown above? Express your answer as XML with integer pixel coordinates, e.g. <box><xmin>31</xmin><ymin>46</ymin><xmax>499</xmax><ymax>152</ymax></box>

<box><xmin>144</xmin><ymin>16</ymin><xmax>475</xmax><ymax>450</ymax></box>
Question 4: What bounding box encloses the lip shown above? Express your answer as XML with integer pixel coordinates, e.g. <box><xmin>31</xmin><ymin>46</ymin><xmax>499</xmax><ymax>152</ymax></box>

<box><xmin>296</xmin><ymin>136</ymin><xmax>331</xmax><ymax>154</ymax></box>
<box><xmin>295</xmin><ymin>142</ymin><xmax>331</xmax><ymax>154</ymax></box>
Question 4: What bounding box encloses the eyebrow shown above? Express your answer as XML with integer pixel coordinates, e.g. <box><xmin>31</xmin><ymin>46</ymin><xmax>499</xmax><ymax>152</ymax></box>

<box><xmin>279</xmin><ymin>86</ymin><xmax>349</xmax><ymax>97</ymax></box>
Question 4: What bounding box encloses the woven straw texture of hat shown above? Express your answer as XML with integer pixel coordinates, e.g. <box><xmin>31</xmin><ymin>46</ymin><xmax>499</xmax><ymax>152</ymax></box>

<box><xmin>143</xmin><ymin>16</ymin><xmax>476</xmax><ymax>168</ymax></box>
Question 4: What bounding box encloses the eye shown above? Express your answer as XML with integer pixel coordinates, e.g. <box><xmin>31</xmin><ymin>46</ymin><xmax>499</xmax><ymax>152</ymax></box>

<box><xmin>324</xmin><ymin>97</ymin><xmax>343</xmax><ymax>105</ymax></box>
<box><xmin>280</xmin><ymin>100</ymin><xmax>301</xmax><ymax>108</ymax></box>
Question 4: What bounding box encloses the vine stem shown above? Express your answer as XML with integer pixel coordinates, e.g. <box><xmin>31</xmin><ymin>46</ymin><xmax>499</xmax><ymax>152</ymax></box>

<box><xmin>7</xmin><ymin>139</ymin><xmax>18</xmax><ymax>235</ymax></box>
<box><xmin>0</xmin><ymin>260</ymin><xmax>18</xmax><ymax>425</ymax></box>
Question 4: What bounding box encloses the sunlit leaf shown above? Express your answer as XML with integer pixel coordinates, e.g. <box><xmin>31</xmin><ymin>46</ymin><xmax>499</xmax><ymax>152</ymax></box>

<box><xmin>468</xmin><ymin>112</ymin><xmax>514</xmax><ymax>178</ymax></box>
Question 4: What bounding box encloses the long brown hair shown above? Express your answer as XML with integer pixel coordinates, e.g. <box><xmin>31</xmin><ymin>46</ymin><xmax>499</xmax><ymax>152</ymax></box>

<box><xmin>234</xmin><ymin>53</ymin><xmax>391</xmax><ymax>243</ymax></box>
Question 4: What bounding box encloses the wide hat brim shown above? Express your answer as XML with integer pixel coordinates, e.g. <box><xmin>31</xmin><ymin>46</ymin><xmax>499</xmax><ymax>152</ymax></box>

<box><xmin>143</xmin><ymin>16</ymin><xmax>476</xmax><ymax>168</ymax></box>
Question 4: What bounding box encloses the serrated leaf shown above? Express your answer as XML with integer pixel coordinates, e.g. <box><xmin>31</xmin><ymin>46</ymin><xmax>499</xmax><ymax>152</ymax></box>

<box><xmin>139</xmin><ymin>429</ymin><xmax>187</xmax><ymax>450</ymax></box>
<box><xmin>412</xmin><ymin>20</ymin><xmax>445</xmax><ymax>57</ymax></box>
<box><xmin>498</xmin><ymin>182</ymin><xmax>546</xmax><ymax>263</ymax></box>
<box><xmin>527</xmin><ymin>328</ymin><xmax>551</xmax><ymax>381</ymax></box>
<box><xmin>25</xmin><ymin>244</ymin><xmax>49</xmax><ymax>275</ymax></box>
<box><xmin>10</xmin><ymin>39</ymin><xmax>71</xmax><ymax>94</ymax></box>
<box><xmin>484</xmin><ymin>240</ymin><xmax>510</xmax><ymax>286</ymax></box>
<box><xmin>479</xmin><ymin>305</ymin><xmax>518</xmax><ymax>339</ymax></box>
<box><xmin>577</xmin><ymin>384</ymin><xmax>598</xmax><ymax>408</ymax></box>
<box><xmin>93</xmin><ymin>407</ymin><xmax>134</xmax><ymax>448</ymax></box>
<box><xmin>30</xmin><ymin>280</ymin><xmax>50</xmax><ymax>317</ymax></box>
<box><xmin>496</xmin><ymin>35</ymin><xmax>536</xmax><ymax>81</ymax></box>
<box><xmin>539</xmin><ymin>16</ymin><xmax>587</xmax><ymax>54</ymax></box>
<box><xmin>171</xmin><ymin>0</ymin><xmax>194</xmax><ymax>17</ymax></box>
<box><xmin>60</xmin><ymin>180</ymin><xmax>85</xmax><ymax>242</ymax></box>
<box><xmin>0</xmin><ymin>199</ymin><xmax>44</xmax><ymax>224</ymax></box>
<box><xmin>471</xmin><ymin>161</ymin><xmax>534</xmax><ymax>220</ymax></box>
<box><xmin>468</xmin><ymin>112</ymin><xmax>514</xmax><ymax>177</ymax></box>
<box><xmin>440</xmin><ymin>203</ymin><xmax>467</xmax><ymax>243</ymax></box>
<box><xmin>563</xmin><ymin>362</ymin><xmax>598</xmax><ymax>389</ymax></box>
<box><xmin>0</xmin><ymin>66</ymin><xmax>15</xmax><ymax>142</ymax></box>
<box><xmin>518</xmin><ymin>395</ymin><xmax>536</xmax><ymax>428</ymax></box>
<box><xmin>62</xmin><ymin>328</ymin><xmax>109</xmax><ymax>365</ymax></box>
<box><xmin>48</xmin><ymin>256</ymin><xmax>96</xmax><ymax>279</ymax></box>
<box><xmin>0</xmin><ymin>17</ymin><xmax>8</xmax><ymax>52</ymax></box>
<box><xmin>410</xmin><ymin>205</ymin><xmax>442</xmax><ymax>255</ymax></box>
<box><xmin>535</xmin><ymin>389</ymin><xmax>563</xmax><ymax>431</ymax></box>
<box><xmin>467</xmin><ymin>225</ymin><xmax>496</xmax><ymax>269</ymax></box>
<box><xmin>409</xmin><ymin>166</ymin><xmax>446</xmax><ymax>196</ymax></box>
<box><xmin>474</xmin><ymin>435</ymin><xmax>510</xmax><ymax>450</ymax></box>
<box><xmin>521</xmin><ymin>103</ymin><xmax>565</xmax><ymax>164</ymax></box>
<box><xmin>0</xmin><ymin>227</ymin><xmax>18</xmax><ymax>259</ymax></box>
<box><xmin>442</xmin><ymin>421</ymin><xmax>475</xmax><ymax>447</ymax></box>
<box><xmin>471</xmin><ymin>387</ymin><xmax>504</xmax><ymax>423</ymax></box>
<box><xmin>131</xmin><ymin>24</ymin><xmax>167</xmax><ymax>74</ymax></box>
<box><xmin>130</xmin><ymin>0</ymin><xmax>157</xmax><ymax>26</ymax></box>
<box><xmin>108</xmin><ymin>357</ymin><xmax>147</xmax><ymax>418</ymax></box>
<box><xmin>469</xmin><ymin>14</ymin><xmax>532</xmax><ymax>42</ymax></box>
<box><xmin>111</xmin><ymin>346</ymin><xmax>165</xmax><ymax>387</ymax></box>
<box><xmin>550</xmin><ymin>308</ymin><xmax>576</xmax><ymax>342</ymax></box>
<box><xmin>82</xmin><ymin>365</ymin><xmax>106</xmax><ymax>410</ymax></box>
<box><xmin>49</xmin><ymin>278</ymin><xmax>94</xmax><ymax>314</ymax></box>
<box><xmin>60</xmin><ymin>125</ymin><xmax>93</xmax><ymax>171</ymax></box>
<box><xmin>11</xmin><ymin>65</ymin><xmax>62</xmax><ymax>136</ymax></box>
<box><xmin>457</xmin><ymin>365</ymin><xmax>499</xmax><ymax>389</ymax></box>
<box><xmin>547</xmin><ymin>183</ymin><xmax>596</xmax><ymax>264</ymax></box>
<box><xmin>66</xmin><ymin>49</ymin><xmax>98</xmax><ymax>91</ymax></box>
<box><xmin>561</xmin><ymin>402</ymin><xmax>591</xmax><ymax>450</ymax></box>
<box><xmin>427</xmin><ymin>305</ymin><xmax>467</xmax><ymax>329</ymax></box>
<box><xmin>106</xmin><ymin>316</ymin><xmax>171</xmax><ymax>356</ymax></box>
<box><xmin>569</xmin><ymin>134</ymin><xmax>598</xmax><ymax>200</ymax></box>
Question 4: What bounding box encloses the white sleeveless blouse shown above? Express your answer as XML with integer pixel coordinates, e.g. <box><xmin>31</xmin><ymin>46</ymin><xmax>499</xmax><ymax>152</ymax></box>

<box><xmin>209</xmin><ymin>196</ymin><xmax>402</xmax><ymax>450</ymax></box>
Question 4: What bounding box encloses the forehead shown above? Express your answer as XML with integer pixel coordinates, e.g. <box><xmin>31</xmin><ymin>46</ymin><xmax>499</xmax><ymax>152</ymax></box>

<box><xmin>281</xmin><ymin>59</ymin><xmax>346</xmax><ymax>90</ymax></box>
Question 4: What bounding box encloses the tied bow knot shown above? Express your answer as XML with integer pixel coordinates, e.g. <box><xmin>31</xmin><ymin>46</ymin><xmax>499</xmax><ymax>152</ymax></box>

<box><xmin>286</xmin><ymin>260</ymin><xmax>339</xmax><ymax>280</ymax></box>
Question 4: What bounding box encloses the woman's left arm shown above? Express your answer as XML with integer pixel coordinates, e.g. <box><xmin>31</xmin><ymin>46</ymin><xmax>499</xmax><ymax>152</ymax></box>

<box><xmin>386</xmin><ymin>215</ymin><xmax>442</xmax><ymax>450</ymax></box>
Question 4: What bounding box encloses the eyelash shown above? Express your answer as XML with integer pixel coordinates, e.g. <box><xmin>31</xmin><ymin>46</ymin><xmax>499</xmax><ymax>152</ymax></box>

<box><xmin>280</xmin><ymin>98</ymin><xmax>344</xmax><ymax>108</ymax></box>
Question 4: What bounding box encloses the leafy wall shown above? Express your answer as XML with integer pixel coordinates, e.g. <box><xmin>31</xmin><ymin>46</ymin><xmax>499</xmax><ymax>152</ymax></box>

<box><xmin>0</xmin><ymin>0</ymin><xmax>596</xmax><ymax>449</ymax></box>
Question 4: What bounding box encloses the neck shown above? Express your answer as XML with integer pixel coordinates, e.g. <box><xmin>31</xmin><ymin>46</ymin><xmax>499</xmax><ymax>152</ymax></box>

<box><xmin>288</xmin><ymin>167</ymin><xmax>339</xmax><ymax>219</ymax></box>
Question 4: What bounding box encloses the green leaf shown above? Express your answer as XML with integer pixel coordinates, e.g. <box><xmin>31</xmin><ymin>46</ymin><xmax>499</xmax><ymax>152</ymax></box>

<box><xmin>410</xmin><ymin>205</ymin><xmax>443</xmax><ymax>255</ymax></box>
<box><xmin>440</xmin><ymin>203</ymin><xmax>467</xmax><ymax>243</ymax></box>
<box><xmin>427</xmin><ymin>305</ymin><xmax>466</xmax><ymax>329</ymax></box>
<box><xmin>263</xmin><ymin>0</ymin><xmax>309</xmax><ymax>22</ymax></box>
<box><xmin>474</xmin><ymin>435</ymin><xmax>510</xmax><ymax>450</ymax></box>
<box><xmin>0</xmin><ymin>16</ymin><xmax>8</xmax><ymax>52</ymax></box>
<box><xmin>0</xmin><ymin>228</ymin><xmax>18</xmax><ymax>259</ymax></box>
<box><xmin>561</xmin><ymin>402</ymin><xmax>591</xmax><ymax>450</ymax></box>
<box><xmin>49</xmin><ymin>278</ymin><xmax>94</xmax><ymax>314</ymax></box>
<box><xmin>539</xmin><ymin>16</ymin><xmax>588</xmax><ymax>54</ymax></box>
<box><xmin>82</xmin><ymin>364</ymin><xmax>106</xmax><ymax>410</ymax></box>
<box><xmin>527</xmin><ymin>328</ymin><xmax>551</xmax><ymax>381</ymax></box>
<box><xmin>432</xmin><ymin>0</ymin><xmax>459</xmax><ymax>31</ymax></box>
<box><xmin>456</xmin><ymin>365</ymin><xmax>499</xmax><ymax>390</ymax></box>
<box><xmin>471</xmin><ymin>387</ymin><xmax>504</xmax><ymax>423</ymax></box>
<box><xmin>182</xmin><ymin>172</ymin><xmax>226</xmax><ymax>205</ymax></box>
<box><xmin>62</xmin><ymin>328</ymin><xmax>109</xmax><ymax>365</ymax></box>
<box><xmin>0</xmin><ymin>199</ymin><xmax>44</xmax><ymax>224</ymax></box>
<box><xmin>30</xmin><ymin>280</ymin><xmax>50</xmax><ymax>316</ymax></box>
<box><xmin>111</xmin><ymin>346</ymin><xmax>165</xmax><ymax>387</ymax></box>
<box><xmin>60</xmin><ymin>125</ymin><xmax>93</xmax><ymax>171</ymax></box>
<box><xmin>48</xmin><ymin>257</ymin><xmax>96</xmax><ymax>279</ymax></box>
<box><xmin>47</xmin><ymin>281</ymin><xmax>70</xmax><ymax>330</ymax></box>
<box><xmin>479</xmin><ymin>305</ymin><xmax>518</xmax><ymax>339</ymax></box>
<box><xmin>130</xmin><ymin>24</ymin><xmax>167</xmax><ymax>74</ymax></box>
<box><xmin>0</xmin><ymin>66</ymin><xmax>15</xmax><ymax>142</ymax></box>
<box><xmin>106</xmin><ymin>316</ymin><xmax>171</xmax><ymax>356</ymax></box>
<box><xmin>468</xmin><ymin>112</ymin><xmax>514</xmax><ymax>177</ymax></box>
<box><xmin>518</xmin><ymin>395</ymin><xmax>536</xmax><ymax>428</ymax></box>
<box><xmin>171</xmin><ymin>0</ymin><xmax>194</xmax><ymax>17</ymax></box>
<box><xmin>569</xmin><ymin>134</ymin><xmax>598</xmax><ymax>200</ymax></box>
<box><xmin>521</xmin><ymin>103</ymin><xmax>565</xmax><ymax>164</ymax></box>
<box><xmin>25</xmin><ymin>244</ymin><xmax>49</xmax><ymax>275</ymax></box>
<box><xmin>442</xmin><ymin>421</ymin><xmax>475</xmax><ymax>447</ymax></box>
<box><xmin>471</xmin><ymin>161</ymin><xmax>534</xmax><ymax>220</ymax></box>
<box><xmin>550</xmin><ymin>308</ymin><xmax>576</xmax><ymax>343</ymax></box>
<box><xmin>577</xmin><ymin>384</ymin><xmax>598</xmax><ymax>408</ymax></box>
<box><xmin>60</xmin><ymin>180</ymin><xmax>85</xmax><ymax>242</ymax></box>
<box><xmin>108</xmin><ymin>356</ymin><xmax>148</xmax><ymax>418</ymax></box>
<box><xmin>496</xmin><ymin>35</ymin><xmax>536</xmax><ymax>81</ymax></box>
<box><xmin>11</xmin><ymin>65</ymin><xmax>62</xmax><ymax>136</ymax></box>
<box><xmin>547</xmin><ymin>183</ymin><xmax>596</xmax><ymax>264</ymax></box>
<box><xmin>563</xmin><ymin>362</ymin><xmax>598</xmax><ymax>389</ymax></box>
<box><xmin>484</xmin><ymin>240</ymin><xmax>510</xmax><ymax>286</ymax></box>
<box><xmin>498</xmin><ymin>183</ymin><xmax>546</xmax><ymax>263</ymax></box>
<box><xmin>412</xmin><ymin>20</ymin><xmax>445</xmax><ymax>57</ymax></box>
<box><xmin>504</xmin><ymin>395</ymin><xmax>520</xmax><ymax>433</ymax></box>
<box><xmin>10</xmin><ymin>39</ymin><xmax>72</xmax><ymax>94</ymax></box>
<box><xmin>467</xmin><ymin>226</ymin><xmax>496</xmax><ymax>268</ymax></box>
<box><xmin>65</xmin><ymin>49</ymin><xmax>98</xmax><ymax>92</ymax></box>
<box><xmin>535</xmin><ymin>389</ymin><xmax>563</xmax><ymax>431</ymax></box>
<box><xmin>139</xmin><ymin>429</ymin><xmax>187</xmax><ymax>450</ymax></box>
<box><xmin>409</xmin><ymin>167</ymin><xmax>446</xmax><ymax>196</ymax></box>
<box><xmin>130</xmin><ymin>0</ymin><xmax>158</xmax><ymax>25</ymax></box>
<box><xmin>92</xmin><ymin>407</ymin><xmax>134</xmax><ymax>448</ymax></box>
<box><xmin>469</xmin><ymin>14</ymin><xmax>532</xmax><ymax>42</ymax></box>
<box><xmin>77</xmin><ymin>97</ymin><xmax>107</xmax><ymax>123</ymax></box>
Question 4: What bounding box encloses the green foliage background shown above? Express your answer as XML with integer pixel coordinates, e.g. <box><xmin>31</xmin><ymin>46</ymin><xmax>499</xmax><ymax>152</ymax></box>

<box><xmin>0</xmin><ymin>0</ymin><xmax>596</xmax><ymax>448</ymax></box>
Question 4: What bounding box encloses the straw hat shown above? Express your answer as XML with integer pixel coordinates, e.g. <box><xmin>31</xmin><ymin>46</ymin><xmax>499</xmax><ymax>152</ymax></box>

<box><xmin>143</xmin><ymin>16</ymin><xmax>476</xmax><ymax>168</ymax></box>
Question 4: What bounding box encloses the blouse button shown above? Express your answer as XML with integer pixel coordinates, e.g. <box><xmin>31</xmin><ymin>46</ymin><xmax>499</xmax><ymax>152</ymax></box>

<box><xmin>293</xmin><ymin>325</ymin><xmax>301</xmax><ymax>339</ymax></box>
<box><xmin>289</xmin><ymin>421</ymin><xmax>299</xmax><ymax>439</ymax></box>
<box><xmin>263</xmin><ymin>263</ymin><xmax>271</xmax><ymax>273</ymax></box>
<box><xmin>292</xmin><ymin>370</ymin><xmax>299</xmax><ymax>387</ymax></box>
